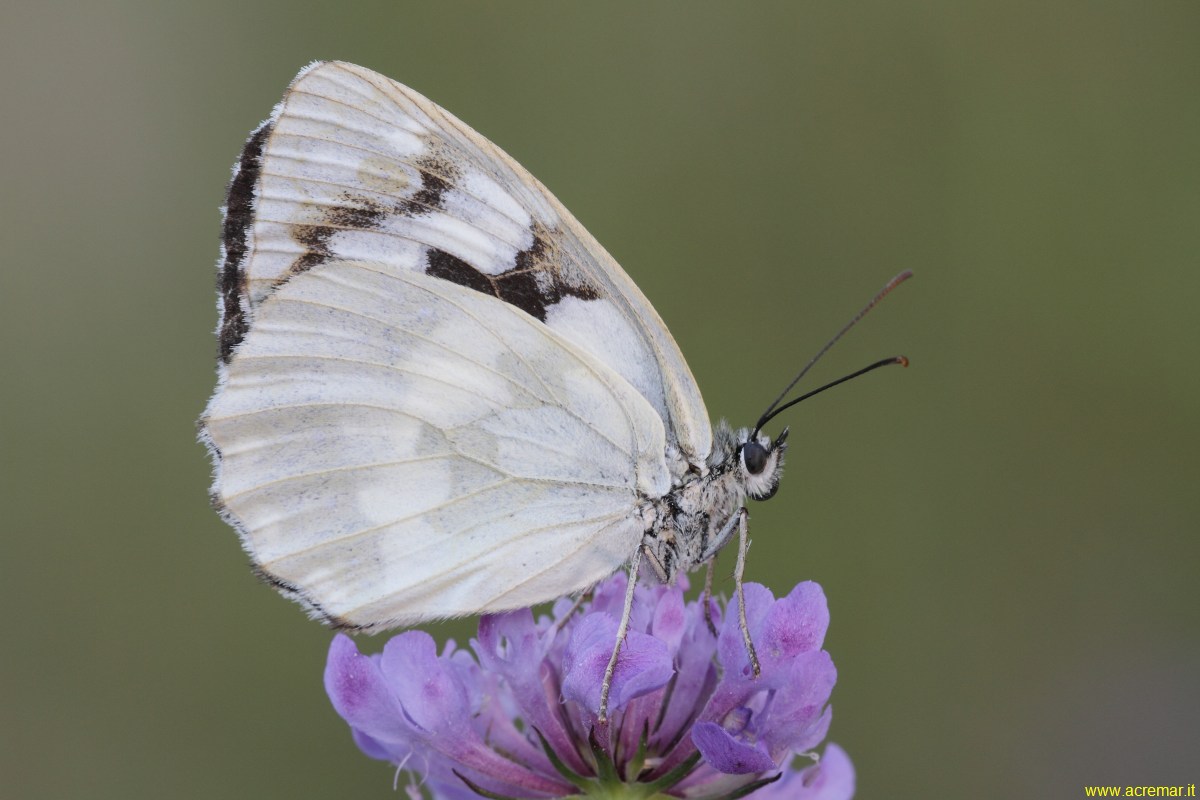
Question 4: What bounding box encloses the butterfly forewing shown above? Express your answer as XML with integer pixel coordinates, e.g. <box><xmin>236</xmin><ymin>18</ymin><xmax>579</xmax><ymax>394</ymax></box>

<box><xmin>219</xmin><ymin>61</ymin><xmax>710</xmax><ymax>466</ymax></box>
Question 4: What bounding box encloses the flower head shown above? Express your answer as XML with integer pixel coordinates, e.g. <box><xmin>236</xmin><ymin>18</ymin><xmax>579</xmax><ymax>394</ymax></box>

<box><xmin>325</xmin><ymin>574</ymin><xmax>854</xmax><ymax>799</ymax></box>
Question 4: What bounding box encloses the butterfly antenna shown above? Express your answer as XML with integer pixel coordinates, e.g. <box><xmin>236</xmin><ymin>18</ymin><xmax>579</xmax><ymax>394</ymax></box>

<box><xmin>752</xmin><ymin>270</ymin><xmax>912</xmax><ymax>438</ymax></box>
<box><xmin>755</xmin><ymin>355</ymin><xmax>909</xmax><ymax>434</ymax></box>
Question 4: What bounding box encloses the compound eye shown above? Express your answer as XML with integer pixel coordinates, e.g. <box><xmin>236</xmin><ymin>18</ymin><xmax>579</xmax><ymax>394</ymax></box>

<box><xmin>742</xmin><ymin>441</ymin><xmax>768</xmax><ymax>475</ymax></box>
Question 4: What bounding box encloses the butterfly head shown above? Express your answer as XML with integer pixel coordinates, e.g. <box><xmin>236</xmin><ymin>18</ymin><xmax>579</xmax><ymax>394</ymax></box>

<box><xmin>738</xmin><ymin>426</ymin><xmax>788</xmax><ymax>501</ymax></box>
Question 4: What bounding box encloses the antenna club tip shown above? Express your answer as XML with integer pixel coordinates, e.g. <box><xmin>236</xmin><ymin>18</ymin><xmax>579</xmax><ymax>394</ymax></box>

<box><xmin>896</xmin><ymin>355</ymin><xmax>910</xmax><ymax>368</ymax></box>
<box><xmin>879</xmin><ymin>271</ymin><xmax>914</xmax><ymax>297</ymax></box>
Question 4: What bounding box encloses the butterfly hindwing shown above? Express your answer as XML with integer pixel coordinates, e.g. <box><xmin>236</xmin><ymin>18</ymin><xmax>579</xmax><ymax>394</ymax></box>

<box><xmin>204</xmin><ymin>258</ymin><xmax>670</xmax><ymax>629</ymax></box>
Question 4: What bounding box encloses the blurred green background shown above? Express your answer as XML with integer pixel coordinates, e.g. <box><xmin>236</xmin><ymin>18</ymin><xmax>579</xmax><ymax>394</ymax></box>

<box><xmin>3</xmin><ymin>2</ymin><xmax>1197</xmax><ymax>798</ymax></box>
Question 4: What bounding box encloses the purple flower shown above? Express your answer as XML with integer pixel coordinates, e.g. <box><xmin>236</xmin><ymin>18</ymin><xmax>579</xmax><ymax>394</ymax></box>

<box><xmin>325</xmin><ymin>573</ymin><xmax>854</xmax><ymax>799</ymax></box>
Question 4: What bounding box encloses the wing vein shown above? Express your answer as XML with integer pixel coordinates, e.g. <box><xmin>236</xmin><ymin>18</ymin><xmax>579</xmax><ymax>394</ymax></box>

<box><xmin>387</xmin><ymin>265</ymin><xmax>645</xmax><ymax>458</ymax></box>
<box><xmin>264</xmin><ymin>294</ymin><xmax>553</xmax><ymax>401</ymax></box>
<box><xmin>230</xmin><ymin>352</ymin><xmax>519</xmax><ymax>408</ymax></box>
<box><xmin>221</xmin><ymin>453</ymin><xmax>461</xmax><ymax>502</ymax></box>
<box><xmin>249</xmin><ymin>212</ymin><xmax>516</xmax><ymax>269</ymax></box>
<box><xmin>392</xmin><ymin>265</ymin><xmax>642</xmax><ymax>457</ymax></box>
<box><xmin>331</xmin><ymin>508</ymin><xmax>633</xmax><ymax>620</ymax></box>
<box><xmin>259</xmin><ymin>477</ymin><xmax>514</xmax><ymax>562</ymax></box>
<box><xmin>365</xmin><ymin>264</ymin><xmax>645</xmax><ymax>456</ymax></box>
<box><xmin>264</xmin><ymin>127</ymin><xmax>531</xmax><ymax>232</ymax></box>
<box><xmin>486</xmin><ymin>518</ymin><xmax>634</xmax><ymax>607</ymax></box>
<box><xmin>255</xmin><ymin>168</ymin><xmax>528</xmax><ymax>252</ymax></box>
<box><xmin>207</xmin><ymin>400</ymin><xmax>441</xmax><ymax>426</ymax></box>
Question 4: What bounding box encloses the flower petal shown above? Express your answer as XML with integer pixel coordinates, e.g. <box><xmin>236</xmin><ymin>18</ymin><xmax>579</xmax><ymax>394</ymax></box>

<box><xmin>474</xmin><ymin>611</ymin><xmax>588</xmax><ymax>775</ymax></box>
<box><xmin>759</xmin><ymin>581</ymin><xmax>829</xmax><ymax>665</ymax></box>
<box><xmin>561</xmin><ymin>612</ymin><xmax>673</xmax><ymax>716</ymax></box>
<box><xmin>379</xmin><ymin>631</ymin><xmax>470</xmax><ymax>734</ymax></box>
<box><xmin>755</xmin><ymin>743</ymin><xmax>856</xmax><ymax>799</ymax></box>
<box><xmin>325</xmin><ymin>574</ymin><xmax>848</xmax><ymax>798</ymax></box>
<box><xmin>807</xmin><ymin>743</ymin><xmax>856</xmax><ymax>800</ymax></box>
<box><xmin>762</xmin><ymin>650</ymin><xmax>837</xmax><ymax>756</ymax></box>
<box><xmin>650</xmin><ymin>585</ymin><xmax>687</xmax><ymax>652</ymax></box>
<box><xmin>692</xmin><ymin>720</ymin><xmax>777</xmax><ymax>775</ymax></box>
<box><xmin>653</xmin><ymin>600</ymin><xmax>719</xmax><ymax>753</ymax></box>
<box><xmin>350</xmin><ymin>728</ymin><xmax>399</xmax><ymax>762</ymax></box>
<box><xmin>324</xmin><ymin>634</ymin><xmax>411</xmax><ymax>744</ymax></box>
<box><xmin>717</xmin><ymin>582</ymin><xmax>776</xmax><ymax>679</ymax></box>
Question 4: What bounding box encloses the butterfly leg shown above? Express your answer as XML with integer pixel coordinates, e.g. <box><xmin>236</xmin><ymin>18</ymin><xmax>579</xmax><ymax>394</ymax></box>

<box><xmin>598</xmin><ymin>547</ymin><xmax>643</xmax><ymax>723</ymax></box>
<box><xmin>732</xmin><ymin>508</ymin><xmax>761</xmax><ymax>677</ymax></box>
<box><xmin>702</xmin><ymin>560</ymin><xmax>718</xmax><ymax>637</ymax></box>
<box><xmin>552</xmin><ymin>591</ymin><xmax>590</xmax><ymax>636</ymax></box>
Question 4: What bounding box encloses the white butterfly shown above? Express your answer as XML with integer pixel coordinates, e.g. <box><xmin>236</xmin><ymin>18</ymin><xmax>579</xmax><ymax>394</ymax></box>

<box><xmin>201</xmin><ymin>61</ymin><xmax>907</xmax><ymax>718</ymax></box>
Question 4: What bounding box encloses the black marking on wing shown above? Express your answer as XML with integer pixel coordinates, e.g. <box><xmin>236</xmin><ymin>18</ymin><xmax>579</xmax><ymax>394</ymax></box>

<box><xmin>285</xmin><ymin>153</ymin><xmax>458</xmax><ymax>276</ymax></box>
<box><xmin>426</xmin><ymin>248</ymin><xmax>494</xmax><ymax>294</ymax></box>
<box><xmin>230</xmin><ymin>127</ymin><xmax>601</xmax><ymax>333</ymax></box>
<box><xmin>426</xmin><ymin>231</ymin><xmax>599</xmax><ymax>322</ymax></box>
<box><xmin>396</xmin><ymin>164</ymin><xmax>453</xmax><ymax>216</ymax></box>
<box><xmin>289</xmin><ymin>197</ymin><xmax>390</xmax><ymax>274</ymax></box>
<box><xmin>217</xmin><ymin>121</ymin><xmax>272</xmax><ymax>363</ymax></box>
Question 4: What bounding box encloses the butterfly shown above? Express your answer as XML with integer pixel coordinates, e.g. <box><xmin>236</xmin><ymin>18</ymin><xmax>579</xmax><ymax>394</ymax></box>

<box><xmin>200</xmin><ymin>61</ymin><xmax>908</xmax><ymax>719</ymax></box>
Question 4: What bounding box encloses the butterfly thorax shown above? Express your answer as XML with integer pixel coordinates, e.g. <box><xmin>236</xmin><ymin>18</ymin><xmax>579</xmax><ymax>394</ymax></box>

<box><xmin>638</xmin><ymin>421</ymin><xmax>786</xmax><ymax>583</ymax></box>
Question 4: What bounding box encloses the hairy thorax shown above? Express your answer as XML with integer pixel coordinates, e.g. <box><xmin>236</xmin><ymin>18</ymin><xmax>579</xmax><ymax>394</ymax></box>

<box><xmin>637</xmin><ymin>421</ymin><xmax>784</xmax><ymax>584</ymax></box>
<box><xmin>639</xmin><ymin>471</ymin><xmax>747</xmax><ymax>582</ymax></box>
